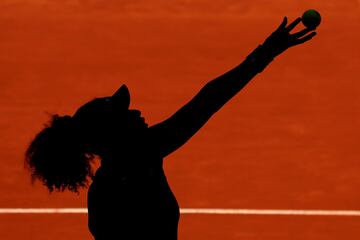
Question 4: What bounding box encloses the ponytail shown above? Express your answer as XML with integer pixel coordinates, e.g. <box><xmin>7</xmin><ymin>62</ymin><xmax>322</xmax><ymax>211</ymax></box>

<box><xmin>25</xmin><ymin>114</ymin><xmax>95</xmax><ymax>193</ymax></box>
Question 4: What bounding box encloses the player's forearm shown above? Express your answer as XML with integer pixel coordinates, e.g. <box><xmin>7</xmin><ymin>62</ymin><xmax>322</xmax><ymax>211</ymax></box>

<box><xmin>199</xmin><ymin>44</ymin><xmax>275</xmax><ymax>113</ymax></box>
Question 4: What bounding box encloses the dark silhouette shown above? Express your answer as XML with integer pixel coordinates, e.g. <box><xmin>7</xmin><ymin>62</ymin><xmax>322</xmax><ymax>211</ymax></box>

<box><xmin>25</xmin><ymin>17</ymin><xmax>317</xmax><ymax>239</ymax></box>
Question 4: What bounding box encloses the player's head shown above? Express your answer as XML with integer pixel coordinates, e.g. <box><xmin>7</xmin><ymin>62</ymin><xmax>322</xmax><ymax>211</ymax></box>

<box><xmin>72</xmin><ymin>84</ymin><xmax>148</xmax><ymax>154</ymax></box>
<box><xmin>24</xmin><ymin>84</ymin><xmax>147</xmax><ymax>193</ymax></box>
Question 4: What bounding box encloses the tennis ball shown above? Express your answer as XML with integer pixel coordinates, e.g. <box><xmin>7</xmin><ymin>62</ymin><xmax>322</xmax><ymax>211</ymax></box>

<box><xmin>301</xmin><ymin>9</ymin><xmax>321</xmax><ymax>29</ymax></box>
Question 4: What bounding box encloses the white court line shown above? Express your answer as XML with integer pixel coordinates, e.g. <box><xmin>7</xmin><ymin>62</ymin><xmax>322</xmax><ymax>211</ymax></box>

<box><xmin>0</xmin><ymin>208</ymin><xmax>360</xmax><ymax>216</ymax></box>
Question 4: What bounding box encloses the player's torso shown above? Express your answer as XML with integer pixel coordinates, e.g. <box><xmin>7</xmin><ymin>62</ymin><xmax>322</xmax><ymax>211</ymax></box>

<box><xmin>87</xmin><ymin>157</ymin><xmax>180</xmax><ymax>240</ymax></box>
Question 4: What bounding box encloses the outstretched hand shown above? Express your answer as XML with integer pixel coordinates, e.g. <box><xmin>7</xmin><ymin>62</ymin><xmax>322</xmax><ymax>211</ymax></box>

<box><xmin>262</xmin><ymin>16</ymin><xmax>317</xmax><ymax>57</ymax></box>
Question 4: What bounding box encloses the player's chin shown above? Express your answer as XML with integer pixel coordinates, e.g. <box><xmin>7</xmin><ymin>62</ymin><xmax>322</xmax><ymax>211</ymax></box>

<box><xmin>140</xmin><ymin>118</ymin><xmax>148</xmax><ymax>128</ymax></box>
<box><xmin>137</xmin><ymin>121</ymin><xmax>148</xmax><ymax>129</ymax></box>
<box><xmin>129</xmin><ymin>117</ymin><xmax>148</xmax><ymax>129</ymax></box>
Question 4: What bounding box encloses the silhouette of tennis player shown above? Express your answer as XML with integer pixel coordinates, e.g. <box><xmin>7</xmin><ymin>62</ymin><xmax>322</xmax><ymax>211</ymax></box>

<box><xmin>25</xmin><ymin>17</ymin><xmax>317</xmax><ymax>239</ymax></box>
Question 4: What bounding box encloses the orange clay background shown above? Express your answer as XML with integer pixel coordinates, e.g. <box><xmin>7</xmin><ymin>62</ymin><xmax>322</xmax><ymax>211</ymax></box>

<box><xmin>1</xmin><ymin>1</ymin><xmax>360</xmax><ymax>239</ymax></box>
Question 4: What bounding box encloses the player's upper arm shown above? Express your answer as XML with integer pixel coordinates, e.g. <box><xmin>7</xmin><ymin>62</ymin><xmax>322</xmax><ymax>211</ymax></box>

<box><xmin>148</xmin><ymin>86</ymin><xmax>219</xmax><ymax>158</ymax></box>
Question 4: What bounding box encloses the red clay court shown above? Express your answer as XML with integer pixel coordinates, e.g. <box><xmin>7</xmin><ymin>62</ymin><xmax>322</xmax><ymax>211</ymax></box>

<box><xmin>1</xmin><ymin>1</ymin><xmax>360</xmax><ymax>239</ymax></box>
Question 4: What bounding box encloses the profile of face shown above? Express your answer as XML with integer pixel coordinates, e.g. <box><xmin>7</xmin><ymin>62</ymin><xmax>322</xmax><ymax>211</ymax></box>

<box><xmin>109</xmin><ymin>84</ymin><xmax>148</xmax><ymax>132</ymax></box>
<box><xmin>73</xmin><ymin>85</ymin><xmax>148</xmax><ymax>153</ymax></box>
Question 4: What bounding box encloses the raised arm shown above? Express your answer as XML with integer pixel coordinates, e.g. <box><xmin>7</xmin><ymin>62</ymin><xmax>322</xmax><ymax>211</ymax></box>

<box><xmin>149</xmin><ymin>17</ymin><xmax>317</xmax><ymax>158</ymax></box>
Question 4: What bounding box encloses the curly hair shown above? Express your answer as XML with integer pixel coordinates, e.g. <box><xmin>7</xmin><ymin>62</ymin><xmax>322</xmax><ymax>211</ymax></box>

<box><xmin>25</xmin><ymin>114</ymin><xmax>95</xmax><ymax>193</ymax></box>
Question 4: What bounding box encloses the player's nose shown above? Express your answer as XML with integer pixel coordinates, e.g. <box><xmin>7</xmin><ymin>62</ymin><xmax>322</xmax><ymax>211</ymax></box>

<box><xmin>129</xmin><ymin>109</ymin><xmax>141</xmax><ymax>118</ymax></box>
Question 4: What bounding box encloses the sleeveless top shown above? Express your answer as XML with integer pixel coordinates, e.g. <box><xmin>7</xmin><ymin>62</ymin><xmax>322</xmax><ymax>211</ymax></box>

<box><xmin>87</xmin><ymin>140</ymin><xmax>180</xmax><ymax>240</ymax></box>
